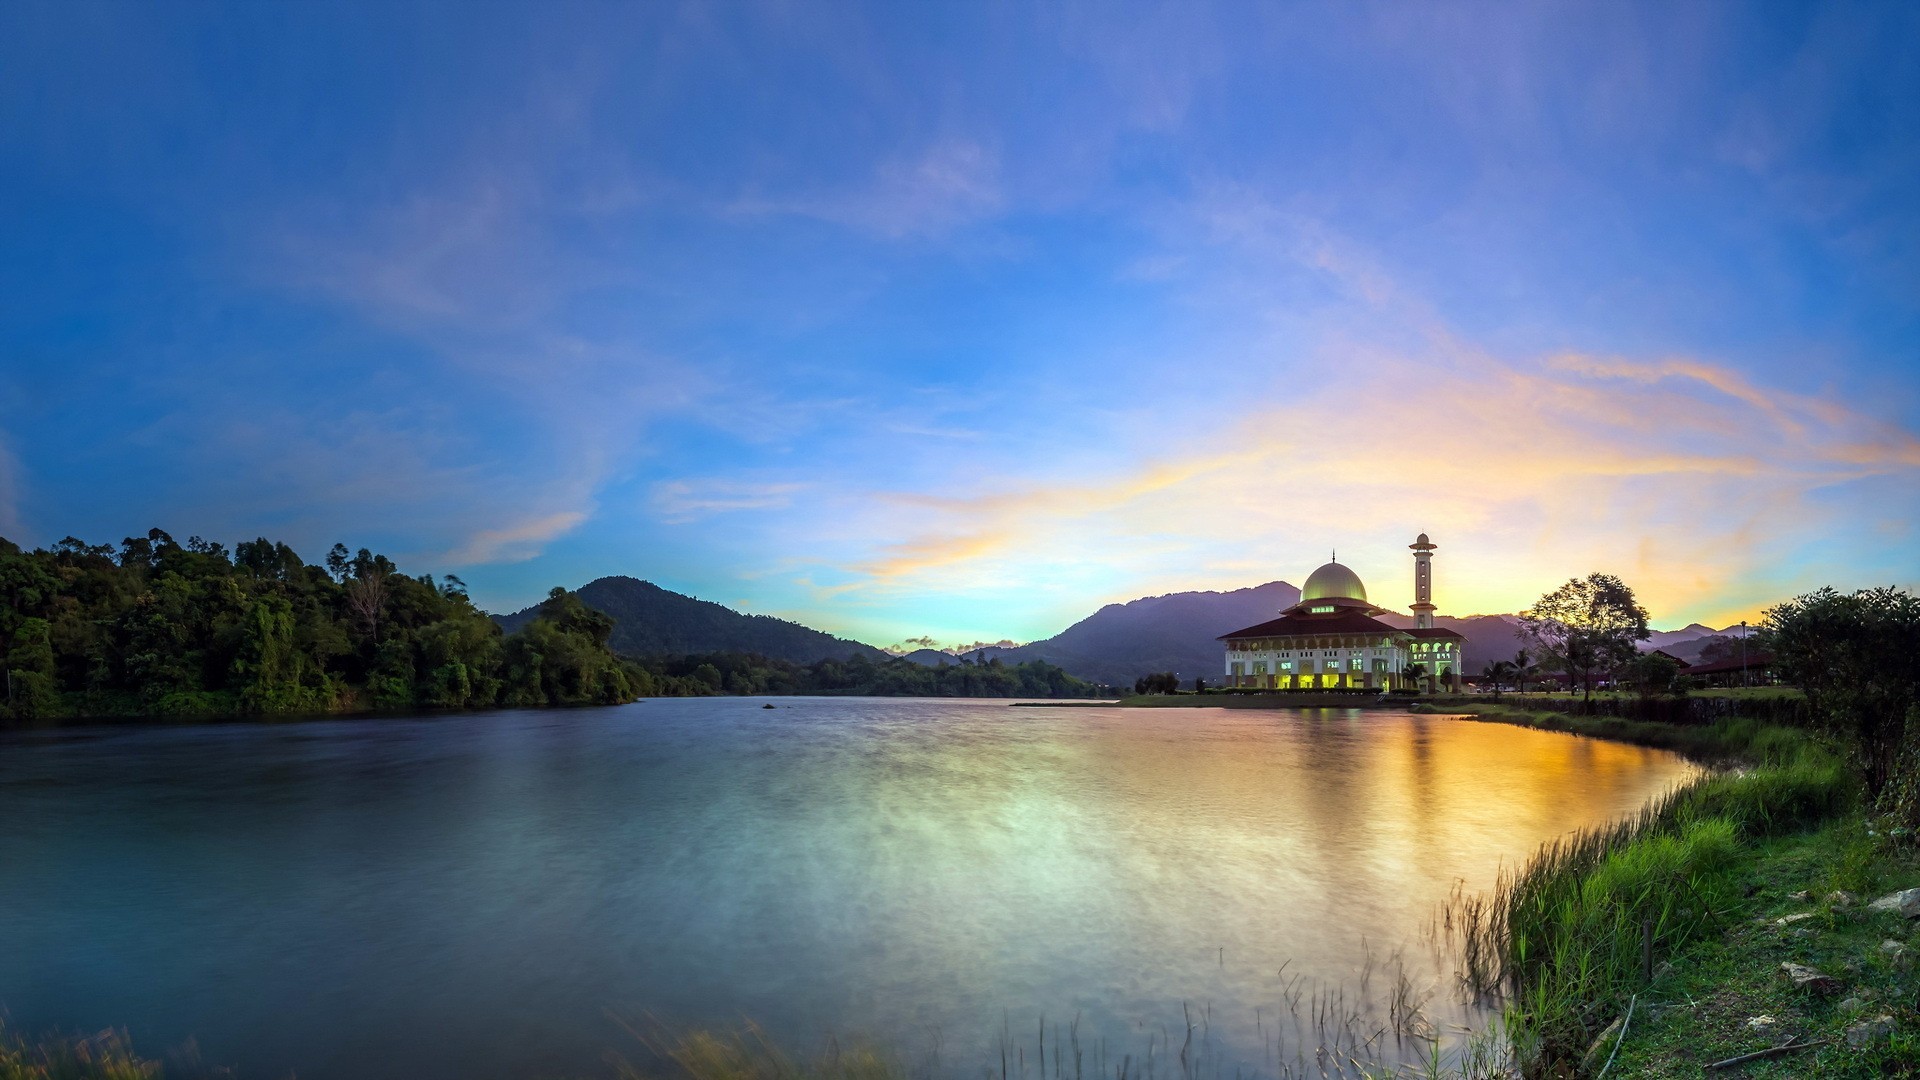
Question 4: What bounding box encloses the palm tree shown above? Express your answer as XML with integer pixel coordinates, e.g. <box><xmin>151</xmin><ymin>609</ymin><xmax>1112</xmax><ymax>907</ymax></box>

<box><xmin>1401</xmin><ymin>662</ymin><xmax>1428</xmax><ymax>693</ymax></box>
<box><xmin>1511</xmin><ymin>649</ymin><xmax>1536</xmax><ymax>695</ymax></box>
<box><xmin>1482</xmin><ymin>660</ymin><xmax>1515</xmax><ymax>700</ymax></box>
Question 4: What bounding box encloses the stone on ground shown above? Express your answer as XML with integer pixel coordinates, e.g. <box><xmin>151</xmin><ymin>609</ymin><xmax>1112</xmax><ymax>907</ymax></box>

<box><xmin>1779</xmin><ymin>961</ymin><xmax>1842</xmax><ymax>994</ymax></box>
<box><xmin>1866</xmin><ymin>887</ymin><xmax>1920</xmax><ymax>917</ymax></box>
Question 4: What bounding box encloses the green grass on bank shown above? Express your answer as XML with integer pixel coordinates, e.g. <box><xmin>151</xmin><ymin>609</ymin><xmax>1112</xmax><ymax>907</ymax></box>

<box><xmin>1600</xmin><ymin>820</ymin><xmax>1920</xmax><ymax>1078</ymax></box>
<box><xmin>1425</xmin><ymin>701</ymin><xmax>1920</xmax><ymax>1077</ymax></box>
<box><xmin>1410</xmin><ymin>701</ymin><xmax>1810</xmax><ymax>764</ymax></box>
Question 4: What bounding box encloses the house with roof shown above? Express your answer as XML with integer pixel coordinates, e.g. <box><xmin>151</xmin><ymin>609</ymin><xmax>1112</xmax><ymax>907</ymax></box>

<box><xmin>1217</xmin><ymin>534</ymin><xmax>1465</xmax><ymax>693</ymax></box>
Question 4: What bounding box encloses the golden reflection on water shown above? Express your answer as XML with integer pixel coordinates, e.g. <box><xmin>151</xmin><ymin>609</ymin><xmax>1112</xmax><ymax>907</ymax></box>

<box><xmin>837</xmin><ymin>704</ymin><xmax>1697</xmax><ymax>1070</ymax></box>
<box><xmin>0</xmin><ymin>701</ymin><xmax>1699</xmax><ymax>1080</ymax></box>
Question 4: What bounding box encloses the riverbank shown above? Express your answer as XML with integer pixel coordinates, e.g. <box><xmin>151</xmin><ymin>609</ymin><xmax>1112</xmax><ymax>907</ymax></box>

<box><xmin>1423</xmin><ymin>701</ymin><xmax>1917</xmax><ymax>1076</ymax></box>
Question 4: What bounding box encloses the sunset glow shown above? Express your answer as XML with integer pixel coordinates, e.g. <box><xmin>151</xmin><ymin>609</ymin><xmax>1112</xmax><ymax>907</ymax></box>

<box><xmin>3</xmin><ymin>2</ymin><xmax>1915</xmax><ymax>644</ymax></box>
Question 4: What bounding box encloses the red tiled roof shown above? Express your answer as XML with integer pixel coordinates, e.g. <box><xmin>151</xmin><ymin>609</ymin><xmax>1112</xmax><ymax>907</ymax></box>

<box><xmin>1219</xmin><ymin>610</ymin><xmax>1404</xmax><ymax>640</ymax></box>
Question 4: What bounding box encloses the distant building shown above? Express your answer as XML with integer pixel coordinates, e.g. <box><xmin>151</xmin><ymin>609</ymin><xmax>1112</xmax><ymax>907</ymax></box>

<box><xmin>1216</xmin><ymin>534</ymin><xmax>1465</xmax><ymax>692</ymax></box>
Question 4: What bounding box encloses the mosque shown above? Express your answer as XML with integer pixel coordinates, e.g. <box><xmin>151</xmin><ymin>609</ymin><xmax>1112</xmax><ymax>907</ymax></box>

<box><xmin>1218</xmin><ymin>534</ymin><xmax>1464</xmax><ymax>692</ymax></box>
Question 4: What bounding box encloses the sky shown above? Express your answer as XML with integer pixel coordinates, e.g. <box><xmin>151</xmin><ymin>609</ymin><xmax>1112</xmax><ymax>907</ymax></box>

<box><xmin>2</xmin><ymin>1</ymin><xmax>1917</xmax><ymax>647</ymax></box>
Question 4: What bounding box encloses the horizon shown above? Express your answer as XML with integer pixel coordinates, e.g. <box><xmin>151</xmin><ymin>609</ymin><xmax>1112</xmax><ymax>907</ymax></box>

<box><xmin>5</xmin><ymin>2</ymin><xmax>1917</xmax><ymax>644</ymax></box>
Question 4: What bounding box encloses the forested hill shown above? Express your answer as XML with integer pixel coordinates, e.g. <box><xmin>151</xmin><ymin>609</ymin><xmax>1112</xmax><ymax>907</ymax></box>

<box><xmin>495</xmin><ymin>576</ymin><xmax>886</xmax><ymax>664</ymax></box>
<box><xmin>0</xmin><ymin>530</ymin><xmax>641</xmax><ymax>723</ymax></box>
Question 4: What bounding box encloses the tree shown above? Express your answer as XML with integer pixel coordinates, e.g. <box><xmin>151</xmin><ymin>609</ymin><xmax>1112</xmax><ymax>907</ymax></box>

<box><xmin>1132</xmin><ymin>671</ymin><xmax>1179</xmax><ymax>695</ymax></box>
<box><xmin>1511</xmin><ymin>649</ymin><xmax>1537</xmax><ymax>694</ymax></box>
<box><xmin>1622</xmin><ymin>651</ymin><xmax>1681</xmax><ymax>699</ymax></box>
<box><xmin>1762</xmin><ymin>586</ymin><xmax>1920</xmax><ymax>823</ymax></box>
<box><xmin>1481</xmin><ymin>660</ymin><xmax>1515</xmax><ymax>700</ymax></box>
<box><xmin>1696</xmin><ymin>635</ymin><xmax>1742</xmax><ymax>666</ymax></box>
<box><xmin>1519</xmin><ymin>573</ymin><xmax>1650</xmax><ymax>702</ymax></box>
<box><xmin>1401</xmin><ymin>662</ymin><xmax>1427</xmax><ymax>692</ymax></box>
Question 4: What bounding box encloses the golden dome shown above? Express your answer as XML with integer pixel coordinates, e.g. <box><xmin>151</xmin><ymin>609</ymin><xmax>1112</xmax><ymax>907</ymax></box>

<box><xmin>1300</xmin><ymin>561</ymin><xmax>1368</xmax><ymax>604</ymax></box>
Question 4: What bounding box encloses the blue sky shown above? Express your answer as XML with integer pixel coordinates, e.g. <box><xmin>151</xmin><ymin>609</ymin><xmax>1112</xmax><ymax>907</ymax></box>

<box><xmin>3</xmin><ymin>1</ymin><xmax>1917</xmax><ymax>646</ymax></box>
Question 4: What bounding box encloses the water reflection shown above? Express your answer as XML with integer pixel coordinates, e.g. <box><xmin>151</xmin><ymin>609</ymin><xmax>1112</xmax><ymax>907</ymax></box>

<box><xmin>0</xmin><ymin>701</ymin><xmax>1695</xmax><ymax>1079</ymax></box>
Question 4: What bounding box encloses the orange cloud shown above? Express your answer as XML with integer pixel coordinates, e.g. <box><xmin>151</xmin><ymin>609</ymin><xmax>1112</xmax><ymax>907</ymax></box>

<box><xmin>823</xmin><ymin>346</ymin><xmax>1918</xmax><ymax>626</ymax></box>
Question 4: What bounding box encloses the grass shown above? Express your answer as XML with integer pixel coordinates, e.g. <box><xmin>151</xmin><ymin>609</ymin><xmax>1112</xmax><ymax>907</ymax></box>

<box><xmin>1597</xmin><ymin>820</ymin><xmax>1920</xmax><ymax>1077</ymax></box>
<box><xmin>1410</xmin><ymin>702</ymin><xmax>1813</xmax><ymax>764</ymax></box>
<box><xmin>1427</xmin><ymin>701</ymin><xmax>1913</xmax><ymax>1077</ymax></box>
<box><xmin>0</xmin><ymin>1027</ymin><xmax>165</xmax><ymax>1080</ymax></box>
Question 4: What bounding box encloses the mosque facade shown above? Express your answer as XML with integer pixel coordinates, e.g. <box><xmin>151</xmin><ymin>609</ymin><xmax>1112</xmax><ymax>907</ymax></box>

<box><xmin>1217</xmin><ymin>534</ymin><xmax>1464</xmax><ymax>692</ymax></box>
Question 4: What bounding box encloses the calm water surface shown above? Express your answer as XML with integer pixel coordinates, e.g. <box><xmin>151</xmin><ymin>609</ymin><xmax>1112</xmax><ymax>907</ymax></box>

<box><xmin>0</xmin><ymin>699</ymin><xmax>1696</xmax><ymax>1079</ymax></box>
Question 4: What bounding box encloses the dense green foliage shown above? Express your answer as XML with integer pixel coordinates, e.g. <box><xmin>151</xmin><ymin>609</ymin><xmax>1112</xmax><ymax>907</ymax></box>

<box><xmin>1763</xmin><ymin>585</ymin><xmax>1920</xmax><ymax>825</ymax></box>
<box><xmin>0</xmin><ymin>531</ymin><xmax>1098</xmax><ymax>718</ymax></box>
<box><xmin>0</xmin><ymin>530</ymin><xmax>638</xmax><ymax>722</ymax></box>
<box><xmin>625</xmin><ymin>650</ymin><xmax>1100</xmax><ymax>698</ymax></box>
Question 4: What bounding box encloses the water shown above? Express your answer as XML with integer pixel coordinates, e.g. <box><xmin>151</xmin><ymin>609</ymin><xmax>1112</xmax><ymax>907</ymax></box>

<box><xmin>0</xmin><ymin>699</ymin><xmax>1696</xmax><ymax>1079</ymax></box>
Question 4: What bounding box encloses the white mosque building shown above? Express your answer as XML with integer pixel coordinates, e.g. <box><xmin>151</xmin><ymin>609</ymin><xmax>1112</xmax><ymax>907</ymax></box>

<box><xmin>1218</xmin><ymin>534</ymin><xmax>1464</xmax><ymax>692</ymax></box>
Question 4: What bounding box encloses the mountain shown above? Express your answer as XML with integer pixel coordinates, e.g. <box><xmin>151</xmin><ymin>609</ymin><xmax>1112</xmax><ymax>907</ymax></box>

<box><xmin>958</xmin><ymin>581</ymin><xmax>1303</xmax><ymax>687</ymax></box>
<box><xmin>1645</xmin><ymin>623</ymin><xmax>1721</xmax><ymax>649</ymax></box>
<box><xmin>958</xmin><ymin>587</ymin><xmax>1540</xmax><ymax>686</ymax></box>
<box><xmin>496</xmin><ymin>577</ymin><xmax>886</xmax><ymax>664</ymax></box>
<box><xmin>898</xmin><ymin>648</ymin><xmax>960</xmax><ymax>666</ymax></box>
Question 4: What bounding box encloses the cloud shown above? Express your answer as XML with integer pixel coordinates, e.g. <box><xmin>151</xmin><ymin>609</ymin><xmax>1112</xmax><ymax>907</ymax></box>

<box><xmin>812</xmin><ymin>342</ymin><xmax>1918</xmax><ymax>626</ymax></box>
<box><xmin>729</xmin><ymin>137</ymin><xmax>1002</xmax><ymax>239</ymax></box>
<box><xmin>652</xmin><ymin>479</ymin><xmax>807</xmax><ymax>524</ymax></box>
<box><xmin>440</xmin><ymin>510</ymin><xmax>590</xmax><ymax>566</ymax></box>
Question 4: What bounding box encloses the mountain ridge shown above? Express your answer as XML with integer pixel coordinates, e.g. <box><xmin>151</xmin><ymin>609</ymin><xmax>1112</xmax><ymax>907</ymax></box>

<box><xmin>495</xmin><ymin>576</ymin><xmax>887</xmax><ymax>664</ymax></box>
<box><xmin>505</xmin><ymin>575</ymin><xmax>1751</xmax><ymax>687</ymax></box>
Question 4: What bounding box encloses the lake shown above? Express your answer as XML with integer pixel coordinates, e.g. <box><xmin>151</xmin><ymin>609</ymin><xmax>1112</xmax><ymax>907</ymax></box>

<box><xmin>0</xmin><ymin>699</ymin><xmax>1697</xmax><ymax>1079</ymax></box>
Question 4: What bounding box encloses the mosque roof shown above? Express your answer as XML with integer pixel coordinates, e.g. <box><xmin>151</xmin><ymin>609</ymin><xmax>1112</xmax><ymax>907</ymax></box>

<box><xmin>1218</xmin><ymin>609</ymin><xmax>1403</xmax><ymax>641</ymax></box>
<box><xmin>1405</xmin><ymin>627</ymin><xmax>1465</xmax><ymax>640</ymax></box>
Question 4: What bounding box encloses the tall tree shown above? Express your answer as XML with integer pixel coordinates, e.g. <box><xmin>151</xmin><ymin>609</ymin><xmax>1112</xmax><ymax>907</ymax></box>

<box><xmin>1518</xmin><ymin>573</ymin><xmax>1650</xmax><ymax>701</ymax></box>
<box><xmin>1763</xmin><ymin>586</ymin><xmax>1920</xmax><ymax>822</ymax></box>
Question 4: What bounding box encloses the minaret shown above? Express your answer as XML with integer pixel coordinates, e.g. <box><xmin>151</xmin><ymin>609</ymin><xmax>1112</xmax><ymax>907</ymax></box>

<box><xmin>1409</xmin><ymin>533</ymin><xmax>1437</xmax><ymax>629</ymax></box>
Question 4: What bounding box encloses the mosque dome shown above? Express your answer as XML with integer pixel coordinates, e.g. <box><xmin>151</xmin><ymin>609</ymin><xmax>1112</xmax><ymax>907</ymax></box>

<box><xmin>1300</xmin><ymin>561</ymin><xmax>1368</xmax><ymax>604</ymax></box>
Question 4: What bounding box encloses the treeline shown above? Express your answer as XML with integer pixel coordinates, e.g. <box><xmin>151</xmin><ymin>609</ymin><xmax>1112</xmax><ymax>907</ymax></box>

<box><xmin>625</xmin><ymin>650</ymin><xmax>1102</xmax><ymax>698</ymax></box>
<box><xmin>0</xmin><ymin>529</ymin><xmax>639</xmax><ymax>722</ymax></box>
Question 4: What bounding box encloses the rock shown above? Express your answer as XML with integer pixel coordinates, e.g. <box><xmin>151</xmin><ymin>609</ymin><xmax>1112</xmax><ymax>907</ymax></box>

<box><xmin>1788</xmin><ymin>890</ymin><xmax>1811</xmax><ymax>902</ymax></box>
<box><xmin>1828</xmin><ymin>890</ymin><xmax>1857</xmax><ymax>909</ymax></box>
<box><xmin>1839</xmin><ymin>996</ymin><xmax>1865</xmax><ymax>1012</ymax></box>
<box><xmin>1845</xmin><ymin>1015</ymin><xmax>1896</xmax><ymax>1048</ymax></box>
<box><xmin>1775</xmin><ymin>911</ymin><xmax>1816</xmax><ymax>927</ymax></box>
<box><xmin>1881</xmin><ymin>939</ymin><xmax>1912</xmax><ymax>971</ymax></box>
<box><xmin>1780</xmin><ymin>961</ymin><xmax>1843</xmax><ymax>994</ymax></box>
<box><xmin>1867</xmin><ymin>887</ymin><xmax>1920</xmax><ymax>918</ymax></box>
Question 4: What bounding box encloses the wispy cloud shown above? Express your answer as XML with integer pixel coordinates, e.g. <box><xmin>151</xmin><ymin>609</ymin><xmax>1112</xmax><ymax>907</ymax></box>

<box><xmin>729</xmin><ymin>137</ymin><xmax>1003</xmax><ymax>239</ymax></box>
<box><xmin>441</xmin><ymin>510</ymin><xmax>591</xmax><ymax>566</ymax></box>
<box><xmin>810</xmin><ymin>336</ymin><xmax>1918</xmax><ymax>626</ymax></box>
<box><xmin>652</xmin><ymin>479</ymin><xmax>808</xmax><ymax>524</ymax></box>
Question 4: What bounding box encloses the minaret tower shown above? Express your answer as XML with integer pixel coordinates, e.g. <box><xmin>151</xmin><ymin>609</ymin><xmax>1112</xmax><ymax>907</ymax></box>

<box><xmin>1409</xmin><ymin>533</ymin><xmax>1437</xmax><ymax>629</ymax></box>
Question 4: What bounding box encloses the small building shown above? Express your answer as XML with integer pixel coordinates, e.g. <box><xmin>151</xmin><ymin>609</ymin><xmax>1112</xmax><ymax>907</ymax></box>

<box><xmin>1217</xmin><ymin>535</ymin><xmax>1465</xmax><ymax>692</ymax></box>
